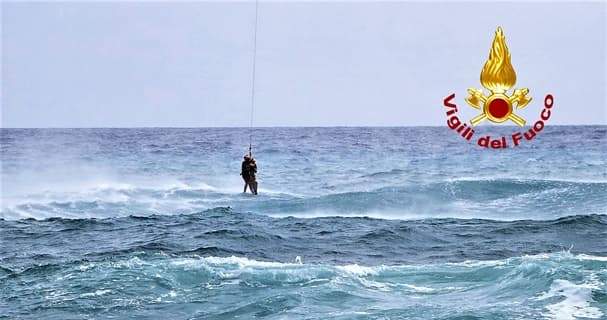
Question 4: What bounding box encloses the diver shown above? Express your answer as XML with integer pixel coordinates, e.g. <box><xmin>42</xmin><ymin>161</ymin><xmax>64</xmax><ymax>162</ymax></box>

<box><xmin>241</xmin><ymin>154</ymin><xmax>252</xmax><ymax>193</ymax></box>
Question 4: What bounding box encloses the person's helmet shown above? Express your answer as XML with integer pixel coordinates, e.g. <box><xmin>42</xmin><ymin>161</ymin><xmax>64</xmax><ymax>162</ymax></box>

<box><xmin>244</xmin><ymin>154</ymin><xmax>251</xmax><ymax>159</ymax></box>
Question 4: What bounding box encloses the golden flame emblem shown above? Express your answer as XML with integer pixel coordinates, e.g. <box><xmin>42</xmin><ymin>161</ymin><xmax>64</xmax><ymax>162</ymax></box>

<box><xmin>466</xmin><ymin>27</ymin><xmax>531</xmax><ymax>126</ymax></box>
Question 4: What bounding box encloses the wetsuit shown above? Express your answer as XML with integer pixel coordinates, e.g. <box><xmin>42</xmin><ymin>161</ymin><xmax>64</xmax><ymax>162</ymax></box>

<box><xmin>241</xmin><ymin>159</ymin><xmax>251</xmax><ymax>192</ymax></box>
<box><xmin>247</xmin><ymin>161</ymin><xmax>258</xmax><ymax>195</ymax></box>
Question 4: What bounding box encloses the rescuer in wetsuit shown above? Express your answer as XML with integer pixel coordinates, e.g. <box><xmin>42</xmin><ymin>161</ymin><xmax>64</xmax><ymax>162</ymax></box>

<box><xmin>241</xmin><ymin>154</ymin><xmax>252</xmax><ymax>193</ymax></box>
<box><xmin>247</xmin><ymin>158</ymin><xmax>258</xmax><ymax>195</ymax></box>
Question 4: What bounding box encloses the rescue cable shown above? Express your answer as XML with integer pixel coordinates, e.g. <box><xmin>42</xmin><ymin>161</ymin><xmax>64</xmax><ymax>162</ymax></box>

<box><xmin>248</xmin><ymin>0</ymin><xmax>259</xmax><ymax>155</ymax></box>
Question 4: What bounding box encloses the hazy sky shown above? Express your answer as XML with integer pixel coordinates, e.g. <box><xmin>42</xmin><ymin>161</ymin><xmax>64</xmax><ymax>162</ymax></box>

<box><xmin>2</xmin><ymin>1</ymin><xmax>606</xmax><ymax>127</ymax></box>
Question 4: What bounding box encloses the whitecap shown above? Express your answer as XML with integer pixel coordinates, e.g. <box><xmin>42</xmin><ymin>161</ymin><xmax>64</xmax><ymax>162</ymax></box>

<box><xmin>538</xmin><ymin>279</ymin><xmax>603</xmax><ymax>320</ymax></box>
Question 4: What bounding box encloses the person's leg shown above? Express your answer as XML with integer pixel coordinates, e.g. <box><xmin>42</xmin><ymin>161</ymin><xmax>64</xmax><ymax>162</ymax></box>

<box><xmin>251</xmin><ymin>181</ymin><xmax>258</xmax><ymax>195</ymax></box>
<box><xmin>247</xmin><ymin>178</ymin><xmax>254</xmax><ymax>194</ymax></box>
<box><xmin>242</xmin><ymin>177</ymin><xmax>249</xmax><ymax>193</ymax></box>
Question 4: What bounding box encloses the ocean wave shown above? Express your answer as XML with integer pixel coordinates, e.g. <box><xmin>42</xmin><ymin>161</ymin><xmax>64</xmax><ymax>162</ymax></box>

<box><xmin>537</xmin><ymin>279</ymin><xmax>604</xmax><ymax>320</ymax></box>
<box><xmin>3</xmin><ymin>127</ymin><xmax>606</xmax><ymax>318</ymax></box>
<box><xmin>260</xmin><ymin>178</ymin><xmax>607</xmax><ymax>221</ymax></box>
<box><xmin>2</xmin><ymin>178</ymin><xmax>605</xmax><ymax>221</ymax></box>
<box><xmin>3</xmin><ymin>208</ymin><xmax>605</xmax><ymax>273</ymax></box>
<box><xmin>2</xmin><ymin>252</ymin><xmax>605</xmax><ymax>319</ymax></box>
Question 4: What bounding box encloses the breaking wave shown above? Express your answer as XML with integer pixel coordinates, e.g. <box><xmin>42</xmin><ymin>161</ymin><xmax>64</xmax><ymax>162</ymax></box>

<box><xmin>2</xmin><ymin>251</ymin><xmax>605</xmax><ymax>319</ymax></box>
<box><xmin>2</xmin><ymin>178</ymin><xmax>605</xmax><ymax>221</ymax></box>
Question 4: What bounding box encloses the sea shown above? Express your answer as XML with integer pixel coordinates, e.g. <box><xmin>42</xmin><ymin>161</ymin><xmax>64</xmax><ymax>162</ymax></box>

<box><xmin>1</xmin><ymin>126</ymin><xmax>606</xmax><ymax>320</ymax></box>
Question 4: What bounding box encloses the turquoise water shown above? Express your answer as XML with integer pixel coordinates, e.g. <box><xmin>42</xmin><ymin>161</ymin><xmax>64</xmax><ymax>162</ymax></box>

<box><xmin>1</xmin><ymin>126</ymin><xmax>606</xmax><ymax>319</ymax></box>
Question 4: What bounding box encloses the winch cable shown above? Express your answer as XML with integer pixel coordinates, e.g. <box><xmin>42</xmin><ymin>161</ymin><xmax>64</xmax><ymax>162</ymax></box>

<box><xmin>248</xmin><ymin>0</ymin><xmax>259</xmax><ymax>156</ymax></box>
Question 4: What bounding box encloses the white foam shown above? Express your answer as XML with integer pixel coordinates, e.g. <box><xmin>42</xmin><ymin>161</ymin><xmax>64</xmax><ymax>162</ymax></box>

<box><xmin>178</xmin><ymin>252</ymin><xmax>579</xmax><ymax>273</ymax></box>
<box><xmin>520</xmin><ymin>251</ymin><xmax>607</xmax><ymax>262</ymax></box>
<box><xmin>576</xmin><ymin>254</ymin><xmax>607</xmax><ymax>262</ymax></box>
<box><xmin>81</xmin><ymin>289</ymin><xmax>111</xmax><ymax>297</ymax></box>
<box><xmin>447</xmin><ymin>176</ymin><xmax>607</xmax><ymax>184</ymax></box>
<box><xmin>0</xmin><ymin>177</ymin><xmax>228</xmax><ymax>220</ymax></box>
<box><xmin>266</xmin><ymin>208</ymin><xmax>544</xmax><ymax>222</ymax></box>
<box><xmin>538</xmin><ymin>279</ymin><xmax>603</xmax><ymax>320</ymax></box>
<box><xmin>403</xmin><ymin>284</ymin><xmax>435</xmax><ymax>293</ymax></box>
<box><xmin>201</xmin><ymin>256</ymin><xmax>300</xmax><ymax>269</ymax></box>
<box><xmin>336</xmin><ymin>264</ymin><xmax>378</xmax><ymax>276</ymax></box>
<box><xmin>445</xmin><ymin>258</ymin><xmax>509</xmax><ymax>268</ymax></box>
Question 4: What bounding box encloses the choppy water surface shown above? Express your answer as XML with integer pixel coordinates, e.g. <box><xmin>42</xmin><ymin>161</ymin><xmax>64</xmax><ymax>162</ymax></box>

<box><xmin>1</xmin><ymin>127</ymin><xmax>606</xmax><ymax>319</ymax></box>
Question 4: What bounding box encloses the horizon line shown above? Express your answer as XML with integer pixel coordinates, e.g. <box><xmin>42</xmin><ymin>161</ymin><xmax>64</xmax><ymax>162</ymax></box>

<box><xmin>1</xmin><ymin>124</ymin><xmax>606</xmax><ymax>129</ymax></box>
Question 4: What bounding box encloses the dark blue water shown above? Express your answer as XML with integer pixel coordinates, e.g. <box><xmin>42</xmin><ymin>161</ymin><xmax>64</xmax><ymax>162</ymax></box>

<box><xmin>1</xmin><ymin>127</ymin><xmax>606</xmax><ymax>319</ymax></box>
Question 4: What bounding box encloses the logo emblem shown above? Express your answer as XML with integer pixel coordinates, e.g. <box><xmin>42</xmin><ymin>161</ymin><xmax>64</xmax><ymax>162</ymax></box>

<box><xmin>465</xmin><ymin>27</ymin><xmax>532</xmax><ymax>127</ymax></box>
<box><xmin>442</xmin><ymin>26</ymin><xmax>555</xmax><ymax>149</ymax></box>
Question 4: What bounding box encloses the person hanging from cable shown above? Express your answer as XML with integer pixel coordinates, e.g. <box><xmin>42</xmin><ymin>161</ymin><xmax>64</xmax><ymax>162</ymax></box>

<box><xmin>247</xmin><ymin>155</ymin><xmax>258</xmax><ymax>195</ymax></box>
<box><xmin>241</xmin><ymin>148</ymin><xmax>258</xmax><ymax>195</ymax></box>
<box><xmin>241</xmin><ymin>0</ymin><xmax>259</xmax><ymax>196</ymax></box>
<box><xmin>241</xmin><ymin>153</ymin><xmax>252</xmax><ymax>193</ymax></box>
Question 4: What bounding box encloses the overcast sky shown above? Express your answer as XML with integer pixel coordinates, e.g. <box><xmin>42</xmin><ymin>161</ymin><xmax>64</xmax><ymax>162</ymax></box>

<box><xmin>2</xmin><ymin>1</ymin><xmax>606</xmax><ymax>127</ymax></box>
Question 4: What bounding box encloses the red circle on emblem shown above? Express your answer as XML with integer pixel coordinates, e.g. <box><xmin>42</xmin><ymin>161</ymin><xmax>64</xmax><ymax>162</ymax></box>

<box><xmin>488</xmin><ymin>98</ymin><xmax>509</xmax><ymax>118</ymax></box>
